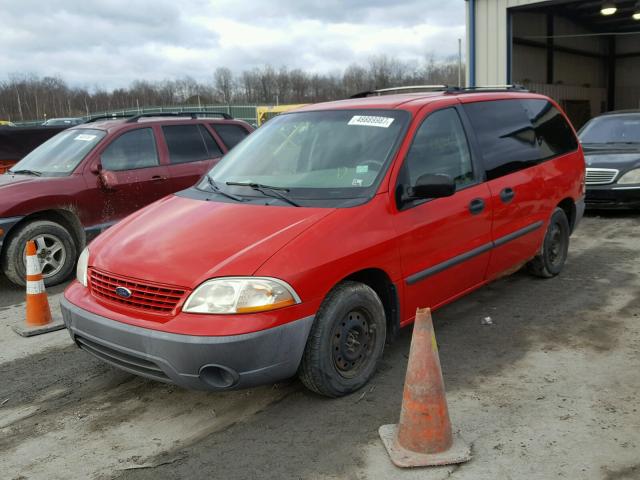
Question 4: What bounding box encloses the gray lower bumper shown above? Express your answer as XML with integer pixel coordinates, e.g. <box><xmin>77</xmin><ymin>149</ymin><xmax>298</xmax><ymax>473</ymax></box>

<box><xmin>60</xmin><ymin>297</ymin><xmax>314</xmax><ymax>391</ymax></box>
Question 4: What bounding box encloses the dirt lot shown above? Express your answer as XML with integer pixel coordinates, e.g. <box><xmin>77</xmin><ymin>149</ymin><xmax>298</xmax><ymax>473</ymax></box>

<box><xmin>1</xmin><ymin>213</ymin><xmax>639</xmax><ymax>480</ymax></box>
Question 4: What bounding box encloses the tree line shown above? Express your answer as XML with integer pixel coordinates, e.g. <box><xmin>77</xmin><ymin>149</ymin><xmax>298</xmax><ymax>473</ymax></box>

<box><xmin>0</xmin><ymin>55</ymin><xmax>464</xmax><ymax>122</ymax></box>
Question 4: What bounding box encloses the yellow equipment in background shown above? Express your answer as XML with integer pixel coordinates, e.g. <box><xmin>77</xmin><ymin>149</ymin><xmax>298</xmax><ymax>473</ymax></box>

<box><xmin>256</xmin><ymin>104</ymin><xmax>308</xmax><ymax>126</ymax></box>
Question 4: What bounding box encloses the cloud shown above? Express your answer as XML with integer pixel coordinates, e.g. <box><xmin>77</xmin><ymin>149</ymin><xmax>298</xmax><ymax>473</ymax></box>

<box><xmin>0</xmin><ymin>0</ymin><xmax>466</xmax><ymax>90</ymax></box>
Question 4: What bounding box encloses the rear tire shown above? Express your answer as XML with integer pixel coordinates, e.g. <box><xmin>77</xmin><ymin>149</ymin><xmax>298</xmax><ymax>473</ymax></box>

<box><xmin>2</xmin><ymin>220</ymin><xmax>77</xmax><ymax>287</ymax></box>
<box><xmin>527</xmin><ymin>208</ymin><xmax>570</xmax><ymax>278</ymax></box>
<box><xmin>299</xmin><ymin>281</ymin><xmax>386</xmax><ymax>397</ymax></box>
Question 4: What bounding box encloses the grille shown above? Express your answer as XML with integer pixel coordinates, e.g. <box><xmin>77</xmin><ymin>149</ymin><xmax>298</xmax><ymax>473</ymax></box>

<box><xmin>75</xmin><ymin>335</ymin><xmax>169</xmax><ymax>381</ymax></box>
<box><xmin>89</xmin><ymin>268</ymin><xmax>186</xmax><ymax>314</ymax></box>
<box><xmin>585</xmin><ymin>168</ymin><xmax>618</xmax><ymax>185</ymax></box>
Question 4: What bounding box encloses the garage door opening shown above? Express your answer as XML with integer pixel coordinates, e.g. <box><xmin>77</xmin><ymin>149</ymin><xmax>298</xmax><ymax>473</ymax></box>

<box><xmin>509</xmin><ymin>0</ymin><xmax>640</xmax><ymax>128</ymax></box>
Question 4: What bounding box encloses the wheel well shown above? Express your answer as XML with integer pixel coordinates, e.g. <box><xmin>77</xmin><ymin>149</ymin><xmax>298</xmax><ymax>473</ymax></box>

<box><xmin>4</xmin><ymin>209</ymin><xmax>85</xmax><ymax>253</ymax></box>
<box><xmin>557</xmin><ymin>198</ymin><xmax>576</xmax><ymax>232</ymax></box>
<box><xmin>343</xmin><ymin>268</ymin><xmax>400</xmax><ymax>342</ymax></box>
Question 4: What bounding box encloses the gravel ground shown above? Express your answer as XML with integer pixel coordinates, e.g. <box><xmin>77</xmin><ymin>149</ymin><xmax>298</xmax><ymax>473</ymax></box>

<box><xmin>1</xmin><ymin>212</ymin><xmax>639</xmax><ymax>480</ymax></box>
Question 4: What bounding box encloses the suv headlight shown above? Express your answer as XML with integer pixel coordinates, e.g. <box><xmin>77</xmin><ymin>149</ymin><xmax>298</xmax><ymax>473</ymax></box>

<box><xmin>617</xmin><ymin>168</ymin><xmax>640</xmax><ymax>185</ymax></box>
<box><xmin>76</xmin><ymin>247</ymin><xmax>89</xmax><ymax>287</ymax></box>
<box><xmin>183</xmin><ymin>277</ymin><xmax>300</xmax><ymax>314</ymax></box>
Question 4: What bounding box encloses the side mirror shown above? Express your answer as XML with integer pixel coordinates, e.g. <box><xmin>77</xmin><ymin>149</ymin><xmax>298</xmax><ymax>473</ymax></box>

<box><xmin>89</xmin><ymin>162</ymin><xmax>102</xmax><ymax>174</ymax></box>
<box><xmin>408</xmin><ymin>173</ymin><xmax>456</xmax><ymax>199</ymax></box>
<box><xmin>99</xmin><ymin>170</ymin><xmax>119</xmax><ymax>190</ymax></box>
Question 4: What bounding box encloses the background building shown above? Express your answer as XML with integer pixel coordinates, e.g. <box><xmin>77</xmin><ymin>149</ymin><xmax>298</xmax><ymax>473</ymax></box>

<box><xmin>466</xmin><ymin>0</ymin><xmax>640</xmax><ymax>127</ymax></box>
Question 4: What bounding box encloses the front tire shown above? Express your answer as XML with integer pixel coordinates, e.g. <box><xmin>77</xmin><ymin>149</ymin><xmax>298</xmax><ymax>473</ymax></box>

<box><xmin>299</xmin><ymin>281</ymin><xmax>386</xmax><ymax>397</ymax></box>
<box><xmin>2</xmin><ymin>220</ymin><xmax>77</xmax><ymax>287</ymax></box>
<box><xmin>527</xmin><ymin>208</ymin><xmax>570</xmax><ymax>278</ymax></box>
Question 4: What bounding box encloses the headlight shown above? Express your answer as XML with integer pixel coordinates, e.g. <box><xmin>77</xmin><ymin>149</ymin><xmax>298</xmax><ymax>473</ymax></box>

<box><xmin>617</xmin><ymin>168</ymin><xmax>640</xmax><ymax>184</ymax></box>
<box><xmin>76</xmin><ymin>247</ymin><xmax>89</xmax><ymax>287</ymax></box>
<box><xmin>183</xmin><ymin>277</ymin><xmax>300</xmax><ymax>314</ymax></box>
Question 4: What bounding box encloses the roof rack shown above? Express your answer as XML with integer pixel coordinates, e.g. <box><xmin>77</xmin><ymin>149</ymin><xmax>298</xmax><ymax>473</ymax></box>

<box><xmin>445</xmin><ymin>85</ymin><xmax>529</xmax><ymax>94</ymax></box>
<box><xmin>350</xmin><ymin>85</ymin><xmax>450</xmax><ymax>98</ymax></box>
<box><xmin>125</xmin><ymin>111</ymin><xmax>233</xmax><ymax>123</ymax></box>
<box><xmin>84</xmin><ymin>114</ymin><xmax>133</xmax><ymax>123</ymax></box>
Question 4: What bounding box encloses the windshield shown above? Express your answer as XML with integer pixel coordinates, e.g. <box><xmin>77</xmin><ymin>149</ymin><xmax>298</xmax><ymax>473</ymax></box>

<box><xmin>579</xmin><ymin>115</ymin><xmax>640</xmax><ymax>144</ymax></box>
<box><xmin>11</xmin><ymin>128</ymin><xmax>106</xmax><ymax>176</ymax></box>
<box><xmin>204</xmin><ymin>110</ymin><xmax>409</xmax><ymax>200</ymax></box>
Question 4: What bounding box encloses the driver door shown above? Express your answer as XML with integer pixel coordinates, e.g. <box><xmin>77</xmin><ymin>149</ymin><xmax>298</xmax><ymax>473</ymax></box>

<box><xmin>83</xmin><ymin>127</ymin><xmax>173</xmax><ymax>228</ymax></box>
<box><xmin>392</xmin><ymin>104</ymin><xmax>493</xmax><ymax>321</ymax></box>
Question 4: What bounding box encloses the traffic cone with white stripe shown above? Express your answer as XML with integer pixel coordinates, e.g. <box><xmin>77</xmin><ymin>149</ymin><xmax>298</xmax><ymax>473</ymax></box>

<box><xmin>25</xmin><ymin>240</ymin><xmax>53</xmax><ymax>327</ymax></box>
<box><xmin>12</xmin><ymin>240</ymin><xmax>64</xmax><ymax>337</ymax></box>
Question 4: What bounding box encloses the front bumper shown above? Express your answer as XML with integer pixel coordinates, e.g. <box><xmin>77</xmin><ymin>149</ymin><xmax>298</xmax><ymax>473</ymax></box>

<box><xmin>585</xmin><ymin>185</ymin><xmax>640</xmax><ymax>208</ymax></box>
<box><xmin>0</xmin><ymin>216</ymin><xmax>24</xmax><ymax>248</ymax></box>
<box><xmin>61</xmin><ymin>296</ymin><xmax>314</xmax><ymax>391</ymax></box>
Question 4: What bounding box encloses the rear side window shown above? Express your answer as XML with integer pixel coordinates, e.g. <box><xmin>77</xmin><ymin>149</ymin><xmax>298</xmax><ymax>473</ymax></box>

<box><xmin>402</xmin><ymin>108</ymin><xmax>474</xmax><ymax>188</ymax></box>
<box><xmin>464</xmin><ymin>99</ymin><xmax>578</xmax><ymax>180</ymax></box>
<box><xmin>211</xmin><ymin>124</ymin><xmax>249</xmax><ymax>149</ymax></box>
<box><xmin>521</xmin><ymin>100</ymin><xmax>578</xmax><ymax>158</ymax></box>
<box><xmin>162</xmin><ymin>124</ymin><xmax>222</xmax><ymax>164</ymax></box>
<box><xmin>101</xmin><ymin>128</ymin><xmax>158</xmax><ymax>171</ymax></box>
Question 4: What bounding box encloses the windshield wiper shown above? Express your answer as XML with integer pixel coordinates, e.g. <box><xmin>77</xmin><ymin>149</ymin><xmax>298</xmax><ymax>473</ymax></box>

<box><xmin>8</xmin><ymin>169</ymin><xmax>42</xmax><ymax>176</ymax></box>
<box><xmin>226</xmin><ymin>181</ymin><xmax>301</xmax><ymax>207</ymax></box>
<box><xmin>205</xmin><ymin>175</ymin><xmax>245</xmax><ymax>202</ymax></box>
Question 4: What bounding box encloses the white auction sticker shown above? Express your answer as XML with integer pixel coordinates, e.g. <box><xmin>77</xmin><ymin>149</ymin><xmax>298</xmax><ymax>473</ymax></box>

<box><xmin>74</xmin><ymin>134</ymin><xmax>97</xmax><ymax>141</ymax></box>
<box><xmin>348</xmin><ymin>116</ymin><xmax>394</xmax><ymax>128</ymax></box>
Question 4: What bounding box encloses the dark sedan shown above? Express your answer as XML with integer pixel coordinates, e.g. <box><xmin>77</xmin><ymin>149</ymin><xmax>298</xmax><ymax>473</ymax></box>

<box><xmin>579</xmin><ymin>111</ymin><xmax>640</xmax><ymax>209</ymax></box>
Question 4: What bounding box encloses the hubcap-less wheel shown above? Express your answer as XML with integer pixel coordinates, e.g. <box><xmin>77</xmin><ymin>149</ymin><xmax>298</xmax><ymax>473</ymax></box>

<box><xmin>24</xmin><ymin>234</ymin><xmax>67</xmax><ymax>278</ymax></box>
<box><xmin>331</xmin><ymin>309</ymin><xmax>376</xmax><ymax>379</ymax></box>
<box><xmin>547</xmin><ymin>222</ymin><xmax>564</xmax><ymax>267</ymax></box>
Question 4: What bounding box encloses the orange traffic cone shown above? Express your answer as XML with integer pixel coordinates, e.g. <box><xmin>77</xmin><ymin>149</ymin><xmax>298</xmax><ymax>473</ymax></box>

<box><xmin>25</xmin><ymin>240</ymin><xmax>53</xmax><ymax>327</ymax></box>
<box><xmin>379</xmin><ymin>307</ymin><xmax>471</xmax><ymax>467</ymax></box>
<box><xmin>12</xmin><ymin>240</ymin><xmax>64</xmax><ymax>337</ymax></box>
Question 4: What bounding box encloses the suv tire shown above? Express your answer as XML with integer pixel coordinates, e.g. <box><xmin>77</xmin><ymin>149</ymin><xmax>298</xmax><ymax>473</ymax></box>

<box><xmin>527</xmin><ymin>208</ymin><xmax>570</xmax><ymax>278</ymax></box>
<box><xmin>299</xmin><ymin>281</ymin><xmax>386</xmax><ymax>397</ymax></box>
<box><xmin>2</xmin><ymin>220</ymin><xmax>77</xmax><ymax>287</ymax></box>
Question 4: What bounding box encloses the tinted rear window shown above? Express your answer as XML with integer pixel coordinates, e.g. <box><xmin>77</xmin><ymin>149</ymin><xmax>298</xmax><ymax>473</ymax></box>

<box><xmin>211</xmin><ymin>124</ymin><xmax>249</xmax><ymax>149</ymax></box>
<box><xmin>464</xmin><ymin>99</ymin><xmax>577</xmax><ymax>180</ymax></box>
<box><xmin>162</xmin><ymin>124</ymin><xmax>222</xmax><ymax>164</ymax></box>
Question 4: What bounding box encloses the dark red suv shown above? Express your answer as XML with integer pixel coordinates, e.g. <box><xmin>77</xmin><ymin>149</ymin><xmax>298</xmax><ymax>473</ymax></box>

<box><xmin>0</xmin><ymin>113</ymin><xmax>253</xmax><ymax>287</ymax></box>
<box><xmin>62</xmin><ymin>88</ymin><xmax>585</xmax><ymax>397</ymax></box>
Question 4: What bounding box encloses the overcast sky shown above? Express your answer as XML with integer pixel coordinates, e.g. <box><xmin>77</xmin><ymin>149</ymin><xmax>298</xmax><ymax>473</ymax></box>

<box><xmin>0</xmin><ymin>0</ymin><xmax>466</xmax><ymax>90</ymax></box>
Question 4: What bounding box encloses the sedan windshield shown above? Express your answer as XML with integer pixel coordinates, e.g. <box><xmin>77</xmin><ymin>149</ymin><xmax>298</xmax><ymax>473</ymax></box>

<box><xmin>10</xmin><ymin>128</ymin><xmax>106</xmax><ymax>176</ymax></box>
<box><xmin>204</xmin><ymin>110</ymin><xmax>408</xmax><ymax>200</ymax></box>
<box><xmin>579</xmin><ymin>114</ymin><xmax>640</xmax><ymax>145</ymax></box>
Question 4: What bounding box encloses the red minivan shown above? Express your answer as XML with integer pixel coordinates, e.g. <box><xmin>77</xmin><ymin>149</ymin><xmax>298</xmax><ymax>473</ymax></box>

<box><xmin>61</xmin><ymin>88</ymin><xmax>585</xmax><ymax>397</ymax></box>
<box><xmin>0</xmin><ymin>113</ymin><xmax>252</xmax><ymax>287</ymax></box>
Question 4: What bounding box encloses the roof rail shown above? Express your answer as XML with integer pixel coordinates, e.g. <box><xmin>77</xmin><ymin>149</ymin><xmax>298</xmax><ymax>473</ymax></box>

<box><xmin>445</xmin><ymin>84</ymin><xmax>529</xmax><ymax>94</ymax></box>
<box><xmin>125</xmin><ymin>111</ymin><xmax>233</xmax><ymax>123</ymax></box>
<box><xmin>84</xmin><ymin>114</ymin><xmax>133</xmax><ymax>123</ymax></box>
<box><xmin>350</xmin><ymin>85</ymin><xmax>450</xmax><ymax>99</ymax></box>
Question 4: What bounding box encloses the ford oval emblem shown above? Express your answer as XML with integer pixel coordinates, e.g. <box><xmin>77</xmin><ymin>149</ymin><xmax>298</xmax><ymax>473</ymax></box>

<box><xmin>115</xmin><ymin>286</ymin><xmax>132</xmax><ymax>299</ymax></box>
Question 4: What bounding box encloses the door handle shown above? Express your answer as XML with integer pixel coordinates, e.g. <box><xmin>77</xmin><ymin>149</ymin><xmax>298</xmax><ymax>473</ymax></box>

<box><xmin>151</xmin><ymin>175</ymin><xmax>168</xmax><ymax>182</ymax></box>
<box><xmin>469</xmin><ymin>198</ymin><xmax>485</xmax><ymax>215</ymax></box>
<box><xmin>500</xmin><ymin>187</ymin><xmax>515</xmax><ymax>203</ymax></box>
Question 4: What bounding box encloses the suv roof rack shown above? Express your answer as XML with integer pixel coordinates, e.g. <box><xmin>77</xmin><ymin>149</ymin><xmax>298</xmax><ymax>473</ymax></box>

<box><xmin>84</xmin><ymin>114</ymin><xmax>133</xmax><ymax>123</ymax></box>
<box><xmin>350</xmin><ymin>85</ymin><xmax>450</xmax><ymax>98</ymax></box>
<box><xmin>125</xmin><ymin>111</ymin><xmax>233</xmax><ymax>123</ymax></box>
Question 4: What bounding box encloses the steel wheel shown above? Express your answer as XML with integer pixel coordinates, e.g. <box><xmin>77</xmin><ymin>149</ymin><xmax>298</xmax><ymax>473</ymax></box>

<box><xmin>331</xmin><ymin>308</ymin><xmax>377</xmax><ymax>379</ymax></box>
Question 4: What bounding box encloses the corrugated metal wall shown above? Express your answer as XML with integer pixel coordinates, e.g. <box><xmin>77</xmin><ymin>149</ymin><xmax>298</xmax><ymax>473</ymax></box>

<box><xmin>471</xmin><ymin>0</ymin><xmax>541</xmax><ymax>86</ymax></box>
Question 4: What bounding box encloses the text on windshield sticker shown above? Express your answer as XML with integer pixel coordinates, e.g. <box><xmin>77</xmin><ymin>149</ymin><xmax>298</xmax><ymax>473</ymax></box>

<box><xmin>348</xmin><ymin>116</ymin><xmax>394</xmax><ymax>128</ymax></box>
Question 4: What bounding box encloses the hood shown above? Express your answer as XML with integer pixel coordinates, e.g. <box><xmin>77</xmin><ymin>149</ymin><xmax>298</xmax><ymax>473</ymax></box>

<box><xmin>584</xmin><ymin>149</ymin><xmax>640</xmax><ymax>170</ymax></box>
<box><xmin>90</xmin><ymin>194</ymin><xmax>334</xmax><ymax>288</ymax></box>
<box><xmin>0</xmin><ymin>172</ymin><xmax>38</xmax><ymax>188</ymax></box>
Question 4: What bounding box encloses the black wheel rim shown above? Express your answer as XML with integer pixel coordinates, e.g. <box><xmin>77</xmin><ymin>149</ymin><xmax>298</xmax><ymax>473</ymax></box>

<box><xmin>331</xmin><ymin>308</ymin><xmax>376</xmax><ymax>379</ymax></box>
<box><xmin>547</xmin><ymin>222</ymin><xmax>565</xmax><ymax>267</ymax></box>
